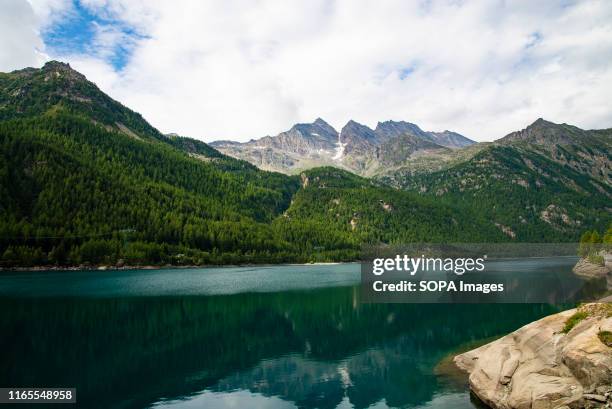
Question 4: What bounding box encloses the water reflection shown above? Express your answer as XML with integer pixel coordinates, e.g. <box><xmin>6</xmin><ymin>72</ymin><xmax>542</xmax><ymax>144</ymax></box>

<box><xmin>0</xmin><ymin>287</ymin><xmax>563</xmax><ymax>408</ymax></box>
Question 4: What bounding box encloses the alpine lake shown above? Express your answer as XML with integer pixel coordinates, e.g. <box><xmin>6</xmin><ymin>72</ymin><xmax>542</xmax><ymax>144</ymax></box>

<box><xmin>1</xmin><ymin>258</ymin><xmax>600</xmax><ymax>409</ymax></box>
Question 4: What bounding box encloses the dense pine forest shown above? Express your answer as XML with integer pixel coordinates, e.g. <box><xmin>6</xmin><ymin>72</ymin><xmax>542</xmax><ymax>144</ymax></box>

<box><xmin>0</xmin><ymin>61</ymin><xmax>609</xmax><ymax>267</ymax></box>
<box><xmin>386</xmin><ymin>143</ymin><xmax>611</xmax><ymax>242</ymax></box>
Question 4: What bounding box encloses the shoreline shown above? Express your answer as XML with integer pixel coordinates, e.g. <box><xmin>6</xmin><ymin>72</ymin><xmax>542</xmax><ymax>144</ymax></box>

<box><xmin>0</xmin><ymin>254</ymin><xmax>584</xmax><ymax>273</ymax></box>
<box><xmin>0</xmin><ymin>261</ymin><xmax>356</xmax><ymax>273</ymax></box>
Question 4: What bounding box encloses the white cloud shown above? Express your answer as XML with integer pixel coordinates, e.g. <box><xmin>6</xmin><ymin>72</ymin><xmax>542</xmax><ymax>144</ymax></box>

<box><xmin>0</xmin><ymin>0</ymin><xmax>47</xmax><ymax>71</ymax></box>
<box><xmin>4</xmin><ymin>0</ymin><xmax>612</xmax><ymax>142</ymax></box>
<box><xmin>26</xmin><ymin>0</ymin><xmax>71</xmax><ymax>24</ymax></box>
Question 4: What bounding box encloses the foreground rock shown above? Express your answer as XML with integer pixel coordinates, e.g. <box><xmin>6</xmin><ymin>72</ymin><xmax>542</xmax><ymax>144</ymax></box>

<box><xmin>454</xmin><ymin>304</ymin><xmax>612</xmax><ymax>409</ymax></box>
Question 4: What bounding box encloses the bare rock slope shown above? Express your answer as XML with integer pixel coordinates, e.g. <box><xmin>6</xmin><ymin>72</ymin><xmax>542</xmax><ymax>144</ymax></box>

<box><xmin>454</xmin><ymin>303</ymin><xmax>612</xmax><ymax>409</ymax></box>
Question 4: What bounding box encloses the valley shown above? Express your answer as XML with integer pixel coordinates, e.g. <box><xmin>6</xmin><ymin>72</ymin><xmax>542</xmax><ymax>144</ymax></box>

<box><xmin>0</xmin><ymin>61</ymin><xmax>610</xmax><ymax>268</ymax></box>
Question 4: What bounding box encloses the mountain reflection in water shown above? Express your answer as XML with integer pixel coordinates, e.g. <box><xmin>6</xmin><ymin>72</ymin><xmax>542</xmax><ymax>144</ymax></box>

<box><xmin>1</xmin><ymin>285</ymin><xmax>563</xmax><ymax>408</ymax></box>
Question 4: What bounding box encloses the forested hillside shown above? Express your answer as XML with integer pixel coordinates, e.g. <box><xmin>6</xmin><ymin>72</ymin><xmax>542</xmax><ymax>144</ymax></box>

<box><xmin>0</xmin><ymin>61</ymin><xmax>510</xmax><ymax>267</ymax></box>
<box><xmin>283</xmin><ymin>167</ymin><xmax>505</xmax><ymax>244</ymax></box>
<box><xmin>382</xmin><ymin>121</ymin><xmax>612</xmax><ymax>242</ymax></box>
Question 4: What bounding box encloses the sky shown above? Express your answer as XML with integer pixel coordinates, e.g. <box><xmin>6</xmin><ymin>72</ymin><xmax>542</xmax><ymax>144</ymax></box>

<box><xmin>2</xmin><ymin>0</ymin><xmax>612</xmax><ymax>142</ymax></box>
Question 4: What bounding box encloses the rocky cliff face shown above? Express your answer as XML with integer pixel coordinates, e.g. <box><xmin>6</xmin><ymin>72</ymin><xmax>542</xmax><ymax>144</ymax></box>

<box><xmin>336</xmin><ymin>120</ymin><xmax>379</xmax><ymax>173</ymax></box>
<box><xmin>260</xmin><ymin>118</ymin><xmax>338</xmax><ymax>154</ymax></box>
<box><xmin>454</xmin><ymin>303</ymin><xmax>612</xmax><ymax>409</ymax></box>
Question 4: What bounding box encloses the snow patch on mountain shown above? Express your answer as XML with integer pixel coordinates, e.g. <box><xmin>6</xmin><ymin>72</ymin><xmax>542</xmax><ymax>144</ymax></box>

<box><xmin>333</xmin><ymin>136</ymin><xmax>347</xmax><ymax>161</ymax></box>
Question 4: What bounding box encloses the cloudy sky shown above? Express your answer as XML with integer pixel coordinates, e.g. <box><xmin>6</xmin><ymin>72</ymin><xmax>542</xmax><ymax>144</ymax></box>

<box><xmin>3</xmin><ymin>0</ymin><xmax>612</xmax><ymax>142</ymax></box>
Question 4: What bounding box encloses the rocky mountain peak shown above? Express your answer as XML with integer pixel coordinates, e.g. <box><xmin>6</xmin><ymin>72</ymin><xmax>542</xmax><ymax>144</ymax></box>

<box><xmin>531</xmin><ymin>117</ymin><xmax>551</xmax><ymax>125</ymax></box>
<box><xmin>374</xmin><ymin>120</ymin><xmax>429</xmax><ymax>145</ymax></box>
<box><xmin>339</xmin><ymin>121</ymin><xmax>378</xmax><ymax>160</ymax></box>
<box><xmin>43</xmin><ymin>60</ymin><xmax>73</xmax><ymax>71</ymax></box>
<box><xmin>341</xmin><ymin>120</ymin><xmax>376</xmax><ymax>139</ymax></box>
<box><xmin>310</xmin><ymin>118</ymin><xmax>337</xmax><ymax>137</ymax></box>
<box><xmin>373</xmin><ymin>120</ymin><xmax>475</xmax><ymax>148</ymax></box>
<box><xmin>313</xmin><ymin>117</ymin><xmax>332</xmax><ymax>127</ymax></box>
<box><xmin>426</xmin><ymin>130</ymin><xmax>475</xmax><ymax>148</ymax></box>
<box><xmin>500</xmin><ymin>118</ymin><xmax>587</xmax><ymax>146</ymax></box>
<box><xmin>0</xmin><ymin>60</ymin><xmax>164</xmax><ymax>142</ymax></box>
<box><xmin>41</xmin><ymin>60</ymin><xmax>87</xmax><ymax>82</ymax></box>
<box><xmin>375</xmin><ymin>120</ymin><xmax>426</xmax><ymax>137</ymax></box>
<box><xmin>525</xmin><ymin>117</ymin><xmax>559</xmax><ymax>132</ymax></box>
<box><xmin>209</xmin><ymin>118</ymin><xmax>342</xmax><ymax>169</ymax></box>
<box><xmin>289</xmin><ymin>118</ymin><xmax>338</xmax><ymax>141</ymax></box>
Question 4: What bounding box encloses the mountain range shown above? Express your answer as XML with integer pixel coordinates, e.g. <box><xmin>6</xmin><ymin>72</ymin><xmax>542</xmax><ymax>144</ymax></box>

<box><xmin>0</xmin><ymin>61</ymin><xmax>610</xmax><ymax>267</ymax></box>
<box><xmin>211</xmin><ymin>118</ymin><xmax>475</xmax><ymax>176</ymax></box>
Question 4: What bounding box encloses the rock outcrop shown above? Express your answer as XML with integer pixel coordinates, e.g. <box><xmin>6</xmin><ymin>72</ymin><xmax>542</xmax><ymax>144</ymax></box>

<box><xmin>454</xmin><ymin>304</ymin><xmax>612</xmax><ymax>409</ymax></box>
<box><xmin>574</xmin><ymin>259</ymin><xmax>610</xmax><ymax>279</ymax></box>
<box><xmin>573</xmin><ymin>255</ymin><xmax>612</xmax><ymax>290</ymax></box>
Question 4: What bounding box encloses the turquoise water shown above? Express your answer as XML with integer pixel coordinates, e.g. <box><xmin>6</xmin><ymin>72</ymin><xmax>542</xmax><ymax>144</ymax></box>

<box><xmin>0</xmin><ymin>260</ymin><xmax>582</xmax><ymax>408</ymax></box>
